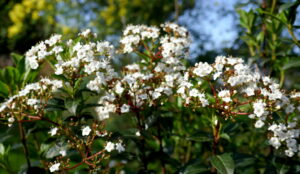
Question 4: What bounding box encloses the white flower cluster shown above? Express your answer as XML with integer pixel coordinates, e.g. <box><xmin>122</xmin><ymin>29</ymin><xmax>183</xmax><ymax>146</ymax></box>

<box><xmin>193</xmin><ymin>62</ymin><xmax>213</xmax><ymax>77</ymax></box>
<box><xmin>120</xmin><ymin>25</ymin><xmax>160</xmax><ymax>53</ymax></box>
<box><xmin>172</xmin><ymin>55</ymin><xmax>300</xmax><ymax>157</ymax></box>
<box><xmin>105</xmin><ymin>141</ymin><xmax>125</xmax><ymax>153</ymax></box>
<box><xmin>79</xmin><ymin>28</ymin><xmax>97</xmax><ymax>38</ymax></box>
<box><xmin>3</xmin><ymin>23</ymin><xmax>300</xmax><ymax>160</ymax></box>
<box><xmin>55</xmin><ymin>40</ymin><xmax>115</xmax><ymax>77</ymax></box>
<box><xmin>250</xmin><ymin>100</ymin><xmax>267</xmax><ymax>128</ymax></box>
<box><xmin>26</xmin><ymin>30</ymin><xmax>115</xmax><ymax>80</ymax></box>
<box><xmin>0</xmin><ymin>78</ymin><xmax>62</xmax><ymax>116</ymax></box>
<box><xmin>26</xmin><ymin>34</ymin><xmax>62</xmax><ymax>69</ymax></box>
<box><xmin>86</xmin><ymin>23</ymin><xmax>191</xmax><ymax>121</ymax></box>
<box><xmin>119</xmin><ymin>23</ymin><xmax>190</xmax><ymax>66</ymax></box>
<box><xmin>91</xmin><ymin>60</ymin><xmax>186</xmax><ymax>121</ymax></box>
<box><xmin>268</xmin><ymin>121</ymin><xmax>300</xmax><ymax>157</ymax></box>
<box><xmin>160</xmin><ymin>23</ymin><xmax>190</xmax><ymax>63</ymax></box>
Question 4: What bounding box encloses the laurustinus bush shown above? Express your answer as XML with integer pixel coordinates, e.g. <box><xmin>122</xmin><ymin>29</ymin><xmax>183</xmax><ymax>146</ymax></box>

<box><xmin>0</xmin><ymin>23</ymin><xmax>299</xmax><ymax>173</ymax></box>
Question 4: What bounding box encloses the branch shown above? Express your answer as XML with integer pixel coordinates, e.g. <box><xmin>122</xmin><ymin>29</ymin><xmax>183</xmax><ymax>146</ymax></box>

<box><xmin>62</xmin><ymin>149</ymin><xmax>105</xmax><ymax>171</ymax></box>
<box><xmin>17</xmin><ymin>121</ymin><xmax>31</xmax><ymax>169</ymax></box>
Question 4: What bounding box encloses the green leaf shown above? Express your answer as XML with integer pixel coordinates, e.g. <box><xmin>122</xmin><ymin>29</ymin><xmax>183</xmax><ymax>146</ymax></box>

<box><xmin>10</xmin><ymin>53</ymin><xmax>23</xmax><ymax>65</ymax></box>
<box><xmin>282</xmin><ymin>57</ymin><xmax>300</xmax><ymax>70</ymax></box>
<box><xmin>210</xmin><ymin>153</ymin><xmax>235</xmax><ymax>174</ymax></box>
<box><xmin>45</xmin><ymin>143</ymin><xmax>67</xmax><ymax>159</ymax></box>
<box><xmin>280</xmin><ymin>2</ymin><xmax>296</xmax><ymax>11</ymax></box>
<box><xmin>183</xmin><ymin>165</ymin><xmax>209</xmax><ymax>174</ymax></box>
<box><xmin>186</xmin><ymin>131</ymin><xmax>213</xmax><ymax>142</ymax></box>
<box><xmin>65</xmin><ymin>98</ymin><xmax>80</xmax><ymax>115</ymax></box>
<box><xmin>220</xmin><ymin>133</ymin><xmax>231</xmax><ymax>142</ymax></box>
<box><xmin>277</xmin><ymin>164</ymin><xmax>290</xmax><ymax>174</ymax></box>
<box><xmin>0</xmin><ymin>81</ymin><xmax>10</xmax><ymax>98</ymax></box>
<box><xmin>0</xmin><ymin>144</ymin><xmax>4</xmax><ymax>156</ymax></box>
<box><xmin>2</xmin><ymin>67</ymin><xmax>19</xmax><ymax>85</ymax></box>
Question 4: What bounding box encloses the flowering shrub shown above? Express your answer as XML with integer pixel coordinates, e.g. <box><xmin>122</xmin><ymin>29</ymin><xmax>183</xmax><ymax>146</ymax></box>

<box><xmin>0</xmin><ymin>23</ymin><xmax>300</xmax><ymax>173</ymax></box>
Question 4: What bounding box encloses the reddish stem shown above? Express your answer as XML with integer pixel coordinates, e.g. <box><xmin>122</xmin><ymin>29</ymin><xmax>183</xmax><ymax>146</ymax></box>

<box><xmin>208</xmin><ymin>81</ymin><xmax>217</xmax><ymax>98</ymax></box>
<box><xmin>62</xmin><ymin>149</ymin><xmax>105</xmax><ymax>171</ymax></box>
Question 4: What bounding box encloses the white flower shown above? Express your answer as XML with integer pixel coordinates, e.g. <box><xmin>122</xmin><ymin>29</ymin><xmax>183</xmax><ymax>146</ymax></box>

<box><xmin>55</xmin><ymin>66</ymin><xmax>63</xmax><ymax>75</ymax></box>
<box><xmin>269</xmin><ymin>137</ymin><xmax>281</xmax><ymax>149</ymax></box>
<box><xmin>244</xmin><ymin>87</ymin><xmax>255</xmax><ymax>96</ymax></box>
<box><xmin>45</xmin><ymin>34</ymin><xmax>62</xmax><ymax>46</ymax></box>
<box><xmin>285</xmin><ymin>104</ymin><xmax>295</xmax><ymax>114</ymax></box>
<box><xmin>80</xmin><ymin>29</ymin><xmax>91</xmax><ymax>37</ymax></box>
<box><xmin>120</xmin><ymin>104</ymin><xmax>130</xmax><ymax>113</ymax></box>
<box><xmin>59</xmin><ymin>150</ymin><xmax>66</xmax><ymax>156</ymax></box>
<box><xmin>213</xmin><ymin>72</ymin><xmax>222</xmax><ymax>80</ymax></box>
<box><xmin>255</xmin><ymin>120</ymin><xmax>265</xmax><ymax>128</ymax></box>
<box><xmin>27</xmin><ymin>57</ymin><xmax>39</xmax><ymax>69</ymax></box>
<box><xmin>53</xmin><ymin>46</ymin><xmax>63</xmax><ymax>54</ymax></box>
<box><xmin>262</xmin><ymin>76</ymin><xmax>271</xmax><ymax>85</ymax></box>
<box><xmin>84</xmin><ymin>61</ymin><xmax>101</xmax><ymax>75</ymax></box>
<box><xmin>27</xmin><ymin>99</ymin><xmax>39</xmax><ymax>106</ymax></box>
<box><xmin>234</xmin><ymin>63</ymin><xmax>248</xmax><ymax>74</ymax></box>
<box><xmin>105</xmin><ymin>142</ymin><xmax>115</xmax><ymax>152</ymax></box>
<box><xmin>135</xmin><ymin>131</ymin><xmax>141</xmax><ymax>137</ymax></box>
<box><xmin>248</xmin><ymin>114</ymin><xmax>256</xmax><ymax>119</ymax></box>
<box><xmin>139</xmin><ymin>94</ymin><xmax>148</xmax><ymax>100</ymax></box>
<box><xmin>49</xmin><ymin>163</ymin><xmax>60</xmax><ymax>172</ymax></box>
<box><xmin>152</xmin><ymin>91</ymin><xmax>161</xmax><ymax>99</ymax></box>
<box><xmin>193</xmin><ymin>62</ymin><xmax>213</xmax><ymax>77</ymax></box>
<box><xmin>253</xmin><ymin>100</ymin><xmax>266</xmax><ymax>117</ymax></box>
<box><xmin>49</xmin><ymin>127</ymin><xmax>58</xmax><ymax>136</ymax></box>
<box><xmin>115</xmin><ymin>82</ymin><xmax>124</xmax><ymax>95</ymax></box>
<box><xmin>82</xmin><ymin>126</ymin><xmax>91</xmax><ymax>136</ymax></box>
<box><xmin>115</xmin><ymin>143</ymin><xmax>125</xmax><ymax>153</ymax></box>
<box><xmin>291</xmin><ymin>92</ymin><xmax>300</xmax><ymax>98</ymax></box>
<box><xmin>7</xmin><ymin>117</ymin><xmax>15</xmax><ymax>127</ymax></box>
<box><xmin>199</xmin><ymin>94</ymin><xmax>209</xmax><ymax>107</ymax></box>
<box><xmin>8</xmin><ymin>117</ymin><xmax>15</xmax><ymax>123</ymax></box>
<box><xmin>189</xmin><ymin>88</ymin><xmax>200</xmax><ymax>97</ymax></box>
<box><xmin>218</xmin><ymin>90</ymin><xmax>231</xmax><ymax>103</ymax></box>
<box><xmin>96</xmin><ymin>106</ymin><xmax>110</xmax><ymax>120</ymax></box>
<box><xmin>285</xmin><ymin>149</ymin><xmax>295</xmax><ymax>157</ymax></box>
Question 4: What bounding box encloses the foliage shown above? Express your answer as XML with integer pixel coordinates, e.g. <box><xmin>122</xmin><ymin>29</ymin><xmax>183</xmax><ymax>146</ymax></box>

<box><xmin>0</xmin><ymin>22</ymin><xmax>300</xmax><ymax>174</ymax></box>
<box><xmin>237</xmin><ymin>0</ymin><xmax>300</xmax><ymax>88</ymax></box>
<box><xmin>0</xmin><ymin>0</ymin><xmax>56</xmax><ymax>55</ymax></box>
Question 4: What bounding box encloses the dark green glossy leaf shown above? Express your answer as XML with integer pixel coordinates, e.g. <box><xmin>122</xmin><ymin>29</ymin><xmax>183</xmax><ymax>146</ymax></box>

<box><xmin>211</xmin><ymin>153</ymin><xmax>235</xmax><ymax>174</ymax></box>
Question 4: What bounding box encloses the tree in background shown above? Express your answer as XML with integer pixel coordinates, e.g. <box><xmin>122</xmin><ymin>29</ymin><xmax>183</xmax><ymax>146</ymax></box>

<box><xmin>0</xmin><ymin>0</ymin><xmax>56</xmax><ymax>58</ymax></box>
<box><xmin>236</xmin><ymin>0</ymin><xmax>300</xmax><ymax>89</ymax></box>
<box><xmin>0</xmin><ymin>0</ymin><xmax>194</xmax><ymax>66</ymax></box>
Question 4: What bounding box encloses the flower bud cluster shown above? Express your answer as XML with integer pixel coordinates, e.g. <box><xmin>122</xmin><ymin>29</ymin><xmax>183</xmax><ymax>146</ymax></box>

<box><xmin>0</xmin><ymin>78</ymin><xmax>62</xmax><ymax>122</ymax></box>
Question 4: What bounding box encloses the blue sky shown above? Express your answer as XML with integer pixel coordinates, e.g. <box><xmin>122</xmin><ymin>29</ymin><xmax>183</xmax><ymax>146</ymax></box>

<box><xmin>179</xmin><ymin>0</ymin><xmax>300</xmax><ymax>58</ymax></box>
<box><xmin>179</xmin><ymin>0</ymin><xmax>256</xmax><ymax>58</ymax></box>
